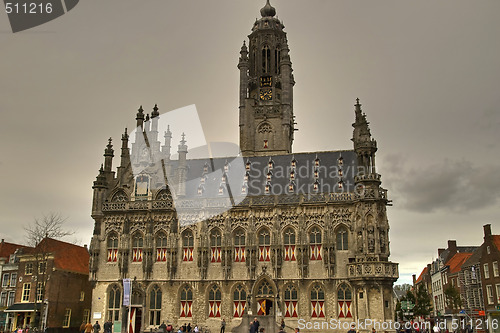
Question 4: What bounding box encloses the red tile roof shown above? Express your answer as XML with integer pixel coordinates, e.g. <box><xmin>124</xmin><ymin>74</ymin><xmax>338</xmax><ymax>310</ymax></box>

<box><xmin>492</xmin><ymin>235</ymin><xmax>500</xmax><ymax>252</ymax></box>
<box><xmin>30</xmin><ymin>238</ymin><xmax>89</xmax><ymax>275</ymax></box>
<box><xmin>416</xmin><ymin>267</ymin><xmax>428</xmax><ymax>284</ymax></box>
<box><xmin>447</xmin><ymin>252</ymin><xmax>472</xmax><ymax>274</ymax></box>
<box><xmin>0</xmin><ymin>241</ymin><xmax>30</xmax><ymax>259</ymax></box>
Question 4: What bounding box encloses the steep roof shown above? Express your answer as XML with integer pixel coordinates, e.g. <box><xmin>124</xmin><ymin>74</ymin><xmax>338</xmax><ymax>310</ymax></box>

<box><xmin>462</xmin><ymin>246</ymin><xmax>482</xmax><ymax>268</ymax></box>
<box><xmin>416</xmin><ymin>267</ymin><xmax>428</xmax><ymax>284</ymax></box>
<box><xmin>447</xmin><ymin>252</ymin><xmax>472</xmax><ymax>274</ymax></box>
<box><xmin>0</xmin><ymin>241</ymin><xmax>30</xmax><ymax>259</ymax></box>
<box><xmin>30</xmin><ymin>238</ymin><xmax>89</xmax><ymax>275</ymax></box>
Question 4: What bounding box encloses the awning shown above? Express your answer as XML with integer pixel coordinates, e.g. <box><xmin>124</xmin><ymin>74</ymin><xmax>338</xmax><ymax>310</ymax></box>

<box><xmin>4</xmin><ymin>303</ymin><xmax>36</xmax><ymax>312</ymax></box>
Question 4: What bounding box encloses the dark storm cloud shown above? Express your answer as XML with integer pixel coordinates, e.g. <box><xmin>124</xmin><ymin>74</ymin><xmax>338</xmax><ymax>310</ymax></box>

<box><xmin>381</xmin><ymin>155</ymin><xmax>500</xmax><ymax>213</ymax></box>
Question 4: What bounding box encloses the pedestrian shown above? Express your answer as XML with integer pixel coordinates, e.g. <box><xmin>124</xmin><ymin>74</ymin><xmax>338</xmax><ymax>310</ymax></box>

<box><xmin>85</xmin><ymin>322</ymin><xmax>93</xmax><ymax>333</ymax></box>
<box><xmin>103</xmin><ymin>320</ymin><xmax>112</xmax><ymax>333</ymax></box>
<box><xmin>348</xmin><ymin>324</ymin><xmax>356</xmax><ymax>333</ymax></box>
<box><xmin>159</xmin><ymin>322</ymin><xmax>167</xmax><ymax>333</ymax></box>
<box><xmin>294</xmin><ymin>328</ymin><xmax>300</xmax><ymax>333</ymax></box>
<box><xmin>93</xmin><ymin>321</ymin><xmax>101</xmax><ymax>333</ymax></box>
<box><xmin>221</xmin><ymin>319</ymin><xmax>226</xmax><ymax>333</ymax></box>
<box><xmin>280</xmin><ymin>320</ymin><xmax>285</xmax><ymax>331</ymax></box>
<box><xmin>193</xmin><ymin>325</ymin><xmax>199</xmax><ymax>333</ymax></box>
<box><xmin>249</xmin><ymin>318</ymin><xmax>260</xmax><ymax>333</ymax></box>
<box><xmin>80</xmin><ymin>322</ymin><xmax>86</xmax><ymax>333</ymax></box>
<box><xmin>187</xmin><ymin>324</ymin><xmax>192</xmax><ymax>333</ymax></box>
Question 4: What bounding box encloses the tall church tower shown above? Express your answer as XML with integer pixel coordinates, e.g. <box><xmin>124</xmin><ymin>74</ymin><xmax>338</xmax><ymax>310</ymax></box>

<box><xmin>239</xmin><ymin>0</ymin><xmax>295</xmax><ymax>157</ymax></box>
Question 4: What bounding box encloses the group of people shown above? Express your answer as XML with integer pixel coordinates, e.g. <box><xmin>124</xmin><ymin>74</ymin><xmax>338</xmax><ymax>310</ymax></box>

<box><xmin>79</xmin><ymin>320</ymin><xmax>112</xmax><ymax>333</ymax></box>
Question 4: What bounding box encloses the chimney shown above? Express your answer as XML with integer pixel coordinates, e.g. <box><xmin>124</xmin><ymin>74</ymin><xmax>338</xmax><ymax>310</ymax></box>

<box><xmin>438</xmin><ymin>248</ymin><xmax>445</xmax><ymax>257</ymax></box>
<box><xmin>84</xmin><ymin>244</ymin><xmax>88</xmax><ymax>251</ymax></box>
<box><xmin>484</xmin><ymin>224</ymin><xmax>492</xmax><ymax>239</ymax></box>
<box><xmin>448</xmin><ymin>240</ymin><xmax>457</xmax><ymax>254</ymax></box>
<box><xmin>1</xmin><ymin>239</ymin><xmax>4</xmax><ymax>244</ymax></box>
<box><xmin>412</xmin><ymin>274</ymin><xmax>416</xmax><ymax>286</ymax></box>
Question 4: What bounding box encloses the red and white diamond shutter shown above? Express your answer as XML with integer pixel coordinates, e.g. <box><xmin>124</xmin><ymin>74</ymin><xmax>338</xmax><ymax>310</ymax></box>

<box><xmin>107</xmin><ymin>233</ymin><xmax>119</xmax><ymax>262</ymax></box>
<box><xmin>210</xmin><ymin>229</ymin><xmax>222</xmax><ymax>263</ymax></box>
<box><xmin>234</xmin><ymin>228</ymin><xmax>246</xmax><ymax>262</ymax></box>
<box><xmin>180</xmin><ymin>286</ymin><xmax>193</xmax><ymax>318</ymax></box>
<box><xmin>182</xmin><ymin>230</ymin><xmax>194</xmax><ymax>262</ymax></box>
<box><xmin>156</xmin><ymin>232</ymin><xmax>168</xmax><ymax>262</ymax></box>
<box><xmin>132</xmin><ymin>233</ymin><xmax>143</xmax><ymax>262</ymax></box>
<box><xmin>283</xmin><ymin>227</ymin><xmax>296</xmax><ymax>261</ymax></box>
<box><xmin>208</xmin><ymin>285</ymin><xmax>222</xmax><ymax>318</ymax></box>
<box><xmin>233</xmin><ymin>284</ymin><xmax>247</xmax><ymax>318</ymax></box>
<box><xmin>309</xmin><ymin>226</ymin><xmax>322</xmax><ymax>260</ymax></box>
<box><xmin>311</xmin><ymin>284</ymin><xmax>325</xmax><ymax>318</ymax></box>
<box><xmin>337</xmin><ymin>283</ymin><xmax>353</xmax><ymax>318</ymax></box>
<box><xmin>284</xmin><ymin>285</ymin><xmax>298</xmax><ymax>318</ymax></box>
<box><xmin>259</xmin><ymin>228</ymin><xmax>271</xmax><ymax>262</ymax></box>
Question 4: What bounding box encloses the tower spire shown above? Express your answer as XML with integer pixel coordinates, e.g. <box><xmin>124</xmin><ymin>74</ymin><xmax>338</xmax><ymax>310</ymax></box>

<box><xmin>260</xmin><ymin>0</ymin><xmax>276</xmax><ymax>17</ymax></box>
<box><xmin>103</xmin><ymin>137</ymin><xmax>114</xmax><ymax>173</ymax></box>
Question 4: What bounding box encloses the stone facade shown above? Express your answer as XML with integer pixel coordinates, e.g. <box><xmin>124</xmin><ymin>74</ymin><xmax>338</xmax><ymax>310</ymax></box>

<box><xmin>89</xmin><ymin>1</ymin><xmax>398</xmax><ymax>332</ymax></box>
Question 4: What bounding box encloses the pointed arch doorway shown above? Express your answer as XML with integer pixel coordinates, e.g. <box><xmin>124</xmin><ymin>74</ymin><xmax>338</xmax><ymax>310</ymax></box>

<box><xmin>255</xmin><ymin>279</ymin><xmax>275</xmax><ymax>316</ymax></box>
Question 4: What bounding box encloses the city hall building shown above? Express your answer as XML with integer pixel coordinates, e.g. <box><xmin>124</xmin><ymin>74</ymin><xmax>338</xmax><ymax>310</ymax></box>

<box><xmin>89</xmin><ymin>1</ymin><xmax>399</xmax><ymax>332</ymax></box>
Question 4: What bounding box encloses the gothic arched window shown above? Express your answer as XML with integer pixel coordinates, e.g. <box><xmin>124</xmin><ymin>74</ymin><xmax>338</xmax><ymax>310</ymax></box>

<box><xmin>111</xmin><ymin>191</ymin><xmax>128</xmax><ymax>202</ymax></box>
<box><xmin>310</xmin><ymin>284</ymin><xmax>325</xmax><ymax>318</ymax></box>
<box><xmin>132</xmin><ymin>232</ymin><xmax>143</xmax><ymax>262</ymax></box>
<box><xmin>233</xmin><ymin>284</ymin><xmax>247</xmax><ymax>318</ymax></box>
<box><xmin>337</xmin><ymin>283</ymin><xmax>353</xmax><ymax>318</ymax></box>
<box><xmin>283</xmin><ymin>227</ymin><xmax>296</xmax><ymax>261</ymax></box>
<box><xmin>258</xmin><ymin>228</ymin><xmax>271</xmax><ymax>262</ymax></box>
<box><xmin>182</xmin><ymin>230</ymin><xmax>194</xmax><ymax>262</ymax></box>
<box><xmin>284</xmin><ymin>285</ymin><xmax>298</xmax><ymax>318</ymax></box>
<box><xmin>156</xmin><ymin>232</ymin><xmax>168</xmax><ymax>262</ymax></box>
<box><xmin>256</xmin><ymin>280</ymin><xmax>274</xmax><ymax>316</ymax></box>
<box><xmin>275</xmin><ymin>48</ymin><xmax>281</xmax><ymax>74</ymax></box>
<box><xmin>310</xmin><ymin>226</ymin><xmax>322</xmax><ymax>260</ymax></box>
<box><xmin>107</xmin><ymin>232</ymin><xmax>118</xmax><ymax>262</ymax></box>
<box><xmin>149</xmin><ymin>285</ymin><xmax>162</xmax><ymax>326</ymax></box>
<box><xmin>262</xmin><ymin>45</ymin><xmax>271</xmax><ymax>73</ymax></box>
<box><xmin>234</xmin><ymin>228</ymin><xmax>246</xmax><ymax>262</ymax></box>
<box><xmin>180</xmin><ymin>285</ymin><xmax>193</xmax><ymax>318</ymax></box>
<box><xmin>208</xmin><ymin>284</ymin><xmax>222</xmax><ymax>318</ymax></box>
<box><xmin>210</xmin><ymin>229</ymin><xmax>222</xmax><ymax>263</ymax></box>
<box><xmin>336</xmin><ymin>226</ymin><xmax>348</xmax><ymax>251</ymax></box>
<box><xmin>107</xmin><ymin>285</ymin><xmax>121</xmax><ymax>321</ymax></box>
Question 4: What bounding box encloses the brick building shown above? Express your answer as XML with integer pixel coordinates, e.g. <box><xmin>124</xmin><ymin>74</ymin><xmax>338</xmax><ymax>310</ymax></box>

<box><xmin>479</xmin><ymin>225</ymin><xmax>500</xmax><ymax>333</ymax></box>
<box><xmin>0</xmin><ymin>240</ymin><xmax>30</xmax><ymax>331</ymax></box>
<box><xmin>5</xmin><ymin>238</ymin><xmax>92</xmax><ymax>333</ymax></box>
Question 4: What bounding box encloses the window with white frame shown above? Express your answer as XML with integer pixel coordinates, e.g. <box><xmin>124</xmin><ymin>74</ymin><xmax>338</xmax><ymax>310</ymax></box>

<box><xmin>2</xmin><ymin>273</ymin><xmax>9</xmax><ymax>287</ymax></box>
<box><xmin>83</xmin><ymin>309</ymin><xmax>90</xmax><ymax>324</ymax></box>
<box><xmin>486</xmin><ymin>285</ymin><xmax>494</xmax><ymax>304</ymax></box>
<box><xmin>484</xmin><ymin>264</ymin><xmax>490</xmax><ymax>279</ymax></box>
<box><xmin>493</xmin><ymin>261</ymin><xmax>499</xmax><ymax>277</ymax></box>
<box><xmin>39</xmin><ymin>262</ymin><xmax>47</xmax><ymax>274</ymax></box>
<box><xmin>22</xmin><ymin>283</ymin><xmax>31</xmax><ymax>302</ymax></box>
<box><xmin>80</xmin><ymin>291</ymin><xmax>85</xmax><ymax>301</ymax></box>
<box><xmin>10</xmin><ymin>273</ymin><xmax>17</xmax><ymax>288</ymax></box>
<box><xmin>36</xmin><ymin>282</ymin><xmax>44</xmax><ymax>302</ymax></box>
<box><xmin>496</xmin><ymin>284</ymin><xmax>500</xmax><ymax>303</ymax></box>
<box><xmin>62</xmin><ymin>308</ymin><xmax>71</xmax><ymax>327</ymax></box>
<box><xmin>25</xmin><ymin>263</ymin><xmax>33</xmax><ymax>275</ymax></box>
<box><xmin>7</xmin><ymin>292</ymin><xmax>15</xmax><ymax>306</ymax></box>
<box><xmin>0</xmin><ymin>292</ymin><xmax>7</xmax><ymax>307</ymax></box>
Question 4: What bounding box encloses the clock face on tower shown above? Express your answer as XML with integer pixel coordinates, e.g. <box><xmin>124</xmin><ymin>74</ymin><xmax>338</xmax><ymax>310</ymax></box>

<box><xmin>260</xmin><ymin>88</ymin><xmax>272</xmax><ymax>101</ymax></box>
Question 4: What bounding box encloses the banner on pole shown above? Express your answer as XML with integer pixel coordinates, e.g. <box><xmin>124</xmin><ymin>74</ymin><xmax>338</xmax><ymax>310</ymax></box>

<box><xmin>123</xmin><ymin>278</ymin><xmax>131</xmax><ymax>306</ymax></box>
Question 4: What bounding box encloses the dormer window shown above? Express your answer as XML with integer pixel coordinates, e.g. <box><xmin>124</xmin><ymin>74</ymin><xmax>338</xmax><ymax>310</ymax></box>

<box><xmin>268</xmin><ymin>158</ymin><xmax>274</xmax><ymax>170</ymax></box>
<box><xmin>313</xmin><ymin>180</ymin><xmax>319</xmax><ymax>192</ymax></box>
<box><xmin>314</xmin><ymin>155</ymin><xmax>320</xmax><ymax>167</ymax></box>
<box><xmin>245</xmin><ymin>159</ymin><xmax>251</xmax><ymax>171</ymax></box>
<box><xmin>203</xmin><ymin>162</ymin><xmax>209</xmax><ymax>174</ymax></box>
<box><xmin>224</xmin><ymin>160</ymin><xmax>230</xmax><ymax>173</ymax></box>
<box><xmin>266</xmin><ymin>171</ymin><xmax>272</xmax><ymax>182</ymax></box>
<box><xmin>290</xmin><ymin>170</ymin><xmax>295</xmax><ymax>181</ymax></box>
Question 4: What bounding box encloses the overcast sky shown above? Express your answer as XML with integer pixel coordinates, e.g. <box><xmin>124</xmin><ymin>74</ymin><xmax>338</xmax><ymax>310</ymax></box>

<box><xmin>1</xmin><ymin>0</ymin><xmax>499</xmax><ymax>285</ymax></box>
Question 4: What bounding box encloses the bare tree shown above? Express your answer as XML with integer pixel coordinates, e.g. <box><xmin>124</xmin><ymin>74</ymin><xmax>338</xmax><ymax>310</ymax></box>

<box><xmin>23</xmin><ymin>212</ymin><xmax>74</xmax><ymax>331</ymax></box>
<box><xmin>24</xmin><ymin>212</ymin><xmax>74</xmax><ymax>247</ymax></box>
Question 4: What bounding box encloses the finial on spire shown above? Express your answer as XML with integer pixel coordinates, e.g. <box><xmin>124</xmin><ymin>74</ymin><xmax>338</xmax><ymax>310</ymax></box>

<box><xmin>260</xmin><ymin>0</ymin><xmax>276</xmax><ymax>17</ymax></box>
<box><xmin>181</xmin><ymin>132</ymin><xmax>186</xmax><ymax>144</ymax></box>
<box><xmin>138</xmin><ymin>105</ymin><xmax>144</xmax><ymax>113</ymax></box>
<box><xmin>152</xmin><ymin>104</ymin><xmax>159</xmax><ymax>118</ymax></box>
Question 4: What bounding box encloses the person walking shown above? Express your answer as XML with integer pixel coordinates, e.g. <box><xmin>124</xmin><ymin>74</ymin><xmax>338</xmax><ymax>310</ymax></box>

<box><xmin>220</xmin><ymin>319</ymin><xmax>226</xmax><ymax>333</ymax></box>
<box><xmin>159</xmin><ymin>322</ymin><xmax>167</xmax><ymax>333</ymax></box>
<box><xmin>80</xmin><ymin>322</ymin><xmax>86</xmax><ymax>333</ymax></box>
<box><xmin>93</xmin><ymin>321</ymin><xmax>101</xmax><ymax>333</ymax></box>
<box><xmin>84</xmin><ymin>322</ymin><xmax>93</xmax><ymax>333</ymax></box>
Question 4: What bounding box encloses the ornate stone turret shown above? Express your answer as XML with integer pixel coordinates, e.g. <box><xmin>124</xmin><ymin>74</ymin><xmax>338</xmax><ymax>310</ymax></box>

<box><xmin>176</xmin><ymin>133</ymin><xmax>188</xmax><ymax>196</ymax></box>
<box><xmin>162</xmin><ymin>125</ymin><xmax>172</xmax><ymax>158</ymax></box>
<box><xmin>238</xmin><ymin>41</ymin><xmax>249</xmax><ymax>108</ymax></box>
<box><xmin>352</xmin><ymin>98</ymin><xmax>380</xmax><ymax>186</ymax></box>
